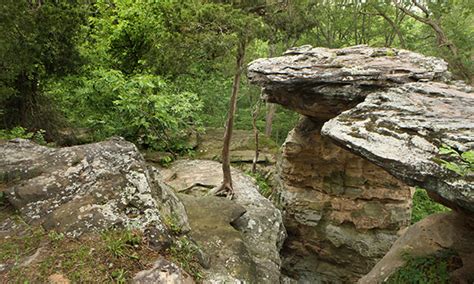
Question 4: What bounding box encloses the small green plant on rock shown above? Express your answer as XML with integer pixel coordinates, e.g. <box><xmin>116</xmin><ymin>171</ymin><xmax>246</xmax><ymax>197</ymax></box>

<box><xmin>168</xmin><ymin>236</ymin><xmax>203</xmax><ymax>280</ymax></box>
<box><xmin>163</xmin><ymin>213</ymin><xmax>183</xmax><ymax>235</ymax></box>
<box><xmin>246</xmin><ymin>171</ymin><xmax>272</xmax><ymax>198</ymax></box>
<box><xmin>102</xmin><ymin>230</ymin><xmax>141</xmax><ymax>259</ymax></box>
<box><xmin>387</xmin><ymin>249</ymin><xmax>462</xmax><ymax>284</ymax></box>
<box><xmin>245</xmin><ymin>170</ymin><xmax>284</xmax><ymax>208</ymax></box>
<box><xmin>435</xmin><ymin>144</ymin><xmax>474</xmax><ymax>176</ymax></box>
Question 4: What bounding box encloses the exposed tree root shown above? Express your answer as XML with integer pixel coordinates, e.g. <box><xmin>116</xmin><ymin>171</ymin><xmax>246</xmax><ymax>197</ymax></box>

<box><xmin>208</xmin><ymin>183</ymin><xmax>234</xmax><ymax>200</ymax></box>
<box><xmin>178</xmin><ymin>183</ymin><xmax>215</xmax><ymax>193</ymax></box>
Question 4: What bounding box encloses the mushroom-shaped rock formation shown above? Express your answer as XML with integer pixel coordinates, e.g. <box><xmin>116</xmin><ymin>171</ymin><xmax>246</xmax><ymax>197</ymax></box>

<box><xmin>248</xmin><ymin>45</ymin><xmax>472</xmax><ymax>282</ymax></box>
<box><xmin>248</xmin><ymin>45</ymin><xmax>449</xmax><ymax>119</ymax></box>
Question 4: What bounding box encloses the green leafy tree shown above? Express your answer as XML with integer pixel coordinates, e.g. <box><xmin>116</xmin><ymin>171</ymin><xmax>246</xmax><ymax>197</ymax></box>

<box><xmin>0</xmin><ymin>0</ymin><xmax>86</xmax><ymax>136</ymax></box>
<box><xmin>393</xmin><ymin>0</ymin><xmax>473</xmax><ymax>81</ymax></box>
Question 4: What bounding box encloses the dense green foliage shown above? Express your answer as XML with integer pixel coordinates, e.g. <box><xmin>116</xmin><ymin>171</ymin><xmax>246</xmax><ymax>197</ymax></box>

<box><xmin>1</xmin><ymin>0</ymin><xmax>473</xmax><ymax>150</ymax></box>
<box><xmin>0</xmin><ymin>0</ymin><xmax>86</xmax><ymax>136</ymax></box>
<box><xmin>411</xmin><ymin>187</ymin><xmax>450</xmax><ymax>224</ymax></box>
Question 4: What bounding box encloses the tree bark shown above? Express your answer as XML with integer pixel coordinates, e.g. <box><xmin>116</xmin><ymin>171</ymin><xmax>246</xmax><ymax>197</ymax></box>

<box><xmin>264</xmin><ymin>103</ymin><xmax>276</xmax><ymax>137</ymax></box>
<box><xmin>393</xmin><ymin>0</ymin><xmax>469</xmax><ymax>80</ymax></box>
<box><xmin>264</xmin><ymin>43</ymin><xmax>276</xmax><ymax>137</ymax></box>
<box><xmin>214</xmin><ymin>39</ymin><xmax>246</xmax><ymax>198</ymax></box>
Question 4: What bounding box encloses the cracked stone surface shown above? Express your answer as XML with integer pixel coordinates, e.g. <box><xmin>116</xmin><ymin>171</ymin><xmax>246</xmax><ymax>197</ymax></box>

<box><xmin>161</xmin><ymin>160</ymin><xmax>286</xmax><ymax>283</ymax></box>
<box><xmin>0</xmin><ymin>137</ymin><xmax>189</xmax><ymax>238</ymax></box>
<box><xmin>322</xmin><ymin>82</ymin><xmax>474</xmax><ymax>216</ymax></box>
<box><xmin>247</xmin><ymin>45</ymin><xmax>472</xmax><ymax>282</ymax></box>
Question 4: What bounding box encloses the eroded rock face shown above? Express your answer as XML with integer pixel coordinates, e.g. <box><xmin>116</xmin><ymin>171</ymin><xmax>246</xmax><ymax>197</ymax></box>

<box><xmin>161</xmin><ymin>160</ymin><xmax>286</xmax><ymax>283</ymax></box>
<box><xmin>359</xmin><ymin>212</ymin><xmax>474</xmax><ymax>284</ymax></box>
<box><xmin>0</xmin><ymin>138</ymin><xmax>189</xmax><ymax>238</ymax></box>
<box><xmin>247</xmin><ymin>45</ymin><xmax>457</xmax><ymax>281</ymax></box>
<box><xmin>277</xmin><ymin>117</ymin><xmax>411</xmax><ymax>282</ymax></box>
<box><xmin>323</xmin><ymin>82</ymin><xmax>474</xmax><ymax>216</ymax></box>
<box><xmin>248</xmin><ymin>44</ymin><xmax>473</xmax><ymax>282</ymax></box>
<box><xmin>248</xmin><ymin>45</ymin><xmax>449</xmax><ymax>120</ymax></box>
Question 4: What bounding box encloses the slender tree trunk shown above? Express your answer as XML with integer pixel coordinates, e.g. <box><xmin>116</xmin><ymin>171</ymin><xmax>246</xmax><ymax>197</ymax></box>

<box><xmin>264</xmin><ymin>103</ymin><xmax>276</xmax><ymax>137</ymax></box>
<box><xmin>264</xmin><ymin>43</ymin><xmax>276</xmax><ymax>137</ymax></box>
<box><xmin>393</xmin><ymin>0</ymin><xmax>469</xmax><ymax>80</ymax></box>
<box><xmin>251</xmin><ymin>100</ymin><xmax>261</xmax><ymax>174</ymax></box>
<box><xmin>214</xmin><ymin>39</ymin><xmax>246</xmax><ymax>198</ymax></box>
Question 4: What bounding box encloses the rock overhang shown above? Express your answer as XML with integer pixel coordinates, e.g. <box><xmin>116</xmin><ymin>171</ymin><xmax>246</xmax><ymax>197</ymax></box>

<box><xmin>248</xmin><ymin>45</ymin><xmax>473</xmax><ymax>216</ymax></box>
<box><xmin>248</xmin><ymin>45</ymin><xmax>449</xmax><ymax>120</ymax></box>
<box><xmin>322</xmin><ymin>82</ymin><xmax>474</xmax><ymax>214</ymax></box>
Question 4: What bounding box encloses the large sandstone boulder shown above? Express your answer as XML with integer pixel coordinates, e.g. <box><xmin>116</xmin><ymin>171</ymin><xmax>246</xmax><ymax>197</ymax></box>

<box><xmin>322</xmin><ymin>82</ymin><xmax>474</xmax><ymax>217</ymax></box>
<box><xmin>359</xmin><ymin>212</ymin><xmax>473</xmax><ymax>283</ymax></box>
<box><xmin>0</xmin><ymin>139</ymin><xmax>286</xmax><ymax>283</ymax></box>
<box><xmin>161</xmin><ymin>160</ymin><xmax>286</xmax><ymax>283</ymax></box>
<box><xmin>248</xmin><ymin>45</ymin><xmax>449</xmax><ymax>119</ymax></box>
<box><xmin>248</xmin><ymin>45</ymin><xmax>472</xmax><ymax>282</ymax></box>
<box><xmin>0</xmin><ymin>138</ymin><xmax>189</xmax><ymax>239</ymax></box>
<box><xmin>276</xmin><ymin>117</ymin><xmax>411</xmax><ymax>283</ymax></box>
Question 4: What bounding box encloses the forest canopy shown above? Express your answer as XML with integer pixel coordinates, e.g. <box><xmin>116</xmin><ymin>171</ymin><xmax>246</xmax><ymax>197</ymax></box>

<box><xmin>1</xmin><ymin>0</ymin><xmax>473</xmax><ymax>151</ymax></box>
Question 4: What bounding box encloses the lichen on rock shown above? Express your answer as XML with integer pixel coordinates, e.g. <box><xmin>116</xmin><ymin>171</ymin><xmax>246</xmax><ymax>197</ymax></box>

<box><xmin>161</xmin><ymin>160</ymin><xmax>286</xmax><ymax>283</ymax></box>
<box><xmin>248</xmin><ymin>45</ymin><xmax>472</xmax><ymax>282</ymax></box>
<box><xmin>322</xmin><ymin>82</ymin><xmax>474</xmax><ymax>217</ymax></box>
<box><xmin>0</xmin><ymin>137</ymin><xmax>189</xmax><ymax>239</ymax></box>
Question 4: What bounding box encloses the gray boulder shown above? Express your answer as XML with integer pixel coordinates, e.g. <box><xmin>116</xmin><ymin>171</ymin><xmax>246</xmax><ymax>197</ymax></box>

<box><xmin>0</xmin><ymin>137</ymin><xmax>189</xmax><ymax>238</ymax></box>
<box><xmin>132</xmin><ymin>256</ymin><xmax>195</xmax><ymax>284</ymax></box>
<box><xmin>161</xmin><ymin>160</ymin><xmax>286</xmax><ymax>283</ymax></box>
<box><xmin>248</xmin><ymin>45</ymin><xmax>449</xmax><ymax>119</ymax></box>
<box><xmin>322</xmin><ymin>82</ymin><xmax>474</xmax><ymax>216</ymax></box>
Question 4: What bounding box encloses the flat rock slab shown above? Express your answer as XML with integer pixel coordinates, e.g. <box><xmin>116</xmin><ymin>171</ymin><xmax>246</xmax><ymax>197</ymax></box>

<box><xmin>194</xmin><ymin>127</ymin><xmax>278</xmax><ymax>163</ymax></box>
<box><xmin>178</xmin><ymin>194</ymin><xmax>256</xmax><ymax>282</ymax></box>
<box><xmin>322</xmin><ymin>82</ymin><xmax>474</xmax><ymax>214</ymax></box>
<box><xmin>0</xmin><ymin>138</ymin><xmax>188</xmax><ymax>237</ymax></box>
<box><xmin>248</xmin><ymin>45</ymin><xmax>448</xmax><ymax>119</ymax></box>
<box><xmin>161</xmin><ymin>160</ymin><xmax>286</xmax><ymax>283</ymax></box>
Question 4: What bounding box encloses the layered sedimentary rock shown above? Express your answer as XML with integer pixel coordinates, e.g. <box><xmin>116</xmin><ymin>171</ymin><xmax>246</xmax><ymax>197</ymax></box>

<box><xmin>248</xmin><ymin>45</ymin><xmax>457</xmax><ymax>282</ymax></box>
<box><xmin>321</xmin><ymin>81</ymin><xmax>473</xmax><ymax>283</ymax></box>
<box><xmin>323</xmin><ymin>82</ymin><xmax>473</xmax><ymax>217</ymax></box>
<box><xmin>277</xmin><ymin>118</ymin><xmax>411</xmax><ymax>282</ymax></box>
<box><xmin>248</xmin><ymin>45</ymin><xmax>448</xmax><ymax>120</ymax></box>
